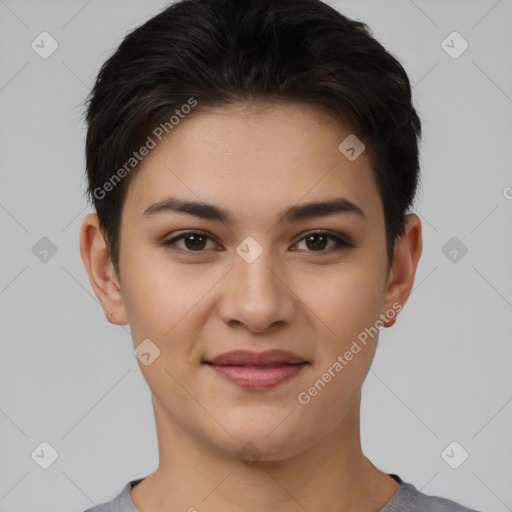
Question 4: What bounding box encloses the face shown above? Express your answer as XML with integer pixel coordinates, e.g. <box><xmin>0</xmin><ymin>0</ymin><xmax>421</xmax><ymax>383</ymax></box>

<box><xmin>83</xmin><ymin>102</ymin><xmax>418</xmax><ymax>462</ymax></box>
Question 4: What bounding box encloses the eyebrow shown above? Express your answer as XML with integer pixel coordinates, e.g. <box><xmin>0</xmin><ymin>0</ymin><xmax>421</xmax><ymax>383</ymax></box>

<box><xmin>142</xmin><ymin>195</ymin><xmax>366</xmax><ymax>223</ymax></box>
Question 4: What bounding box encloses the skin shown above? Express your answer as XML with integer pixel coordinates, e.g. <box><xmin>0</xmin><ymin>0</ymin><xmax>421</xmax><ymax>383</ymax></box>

<box><xmin>80</xmin><ymin>102</ymin><xmax>422</xmax><ymax>512</ymax></box>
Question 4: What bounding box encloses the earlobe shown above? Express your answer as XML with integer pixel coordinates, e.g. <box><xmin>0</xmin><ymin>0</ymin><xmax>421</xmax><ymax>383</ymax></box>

<box><xmin>79</xmin><ymin>213</ymin><xmax>129</xmax><ymax>325</ymax></box>
<box><xmin>381</xmin><ymin>214</ymin><xmax>422</xmax><ymax>328</ymax></box>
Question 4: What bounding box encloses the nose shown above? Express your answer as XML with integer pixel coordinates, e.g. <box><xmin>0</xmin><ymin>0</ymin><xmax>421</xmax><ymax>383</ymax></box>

<box><xmin>217</xmin><ymin>242</ymin><xmax>296</xmax><ymax>334</ymax></box>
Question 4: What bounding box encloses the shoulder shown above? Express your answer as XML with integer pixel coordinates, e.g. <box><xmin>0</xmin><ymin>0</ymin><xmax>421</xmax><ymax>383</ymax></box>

<box><xmin>82</xmin><ymin>503</ymin><xmax>110</xmax><ymax>512</ymax></box>
<box><xmin>81</xmin><ymin>480</ymin><xmax>137</xmax><ymax>512</ymax></box>
<box><xmin>412</xmin><ymin>492</ymin><xmax>481</xmax><ymax>512</ymax></box>
<box><xmin>413</xmin><ymin>493</ymin><xmax>481</xmax><ymax>512</ymax></box>
<box><xmin>392</xmin><ymin>480</ymin><xmax>481</xmax><ymax>512</ymax></box>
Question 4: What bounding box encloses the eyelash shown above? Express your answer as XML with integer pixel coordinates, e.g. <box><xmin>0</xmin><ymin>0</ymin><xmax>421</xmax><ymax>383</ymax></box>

<box><xmin>161</xmin><ymin>230</ymin><xmax>354</xmax><ymax>255</ymax></box>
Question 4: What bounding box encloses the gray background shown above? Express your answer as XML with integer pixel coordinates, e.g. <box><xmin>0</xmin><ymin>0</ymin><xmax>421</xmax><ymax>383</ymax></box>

<box><xmin>1</xmin><ymin>0</ymin><xmax>511</xmax><ymax>510</ymax></box>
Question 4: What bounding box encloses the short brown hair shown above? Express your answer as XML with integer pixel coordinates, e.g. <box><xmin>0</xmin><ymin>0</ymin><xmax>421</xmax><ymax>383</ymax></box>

<box><xmin>84</xmin><ymin>0</ymin><xmax>421</xmax><ymax>277</ymax></box>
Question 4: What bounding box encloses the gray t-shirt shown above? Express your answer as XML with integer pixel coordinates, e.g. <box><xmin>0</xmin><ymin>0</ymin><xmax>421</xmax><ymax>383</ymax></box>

<box><xmin>83</xmin><ymin>474</ymin><xmax>480</xmax><ymax>511</ymax></box>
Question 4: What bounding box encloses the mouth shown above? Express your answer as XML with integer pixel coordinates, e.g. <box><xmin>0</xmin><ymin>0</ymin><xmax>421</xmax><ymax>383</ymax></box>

<box><xmin>203</xmin><ymin>350</ymin><xmax>310</xmax><ymax>390</ymax></box>
<box><xmin>204</xmin><ymin>349</ymin><xmax>309</xmax><ymax>367</ymax></box>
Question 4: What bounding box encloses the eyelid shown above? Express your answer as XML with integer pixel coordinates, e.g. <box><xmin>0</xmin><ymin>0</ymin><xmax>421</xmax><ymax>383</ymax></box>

<box><xmin>163</xmin><ymin>230</ymin><xmax>221</xmax><ymax>252</ymax></box>
<box><xmin>293</xmin><ymin>229</ymin><xmax>354</xmax><ymax>249</ymax></box>
<box><xmin>162</xmin><ymin>229</ymin><xmax>355</xmax><ymax>255</ymax></box>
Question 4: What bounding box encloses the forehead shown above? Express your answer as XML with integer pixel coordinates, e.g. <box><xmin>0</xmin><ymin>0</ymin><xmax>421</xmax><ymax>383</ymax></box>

<box><xmin>123</xmin><ymin>102</ymin><xmax>381</xmax><ymax>224</ymax></box>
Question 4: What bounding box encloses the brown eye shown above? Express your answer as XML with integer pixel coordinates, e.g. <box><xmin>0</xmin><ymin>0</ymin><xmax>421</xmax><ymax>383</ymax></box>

<box><xmin>162</xmin><ymin>230</ymin><xmax>353</xmax><ymax>256</ymax></box>
<box><xmin>181</xmin><ymin>233</ymin><xmax>207</xmax><ymax>250</ymax></box>
<box><xmin>305</xmin><ymin>233</ymin><xmax>328</xmax><ymax>251</ymax></box>
<box><xmin>163</xmin><ymin>231</ymin><xmax>217</xmax><ymax>253</ymax></box>
<box><xmin>293</xmin><ymin>231</ymin><xmax>352</xmax><ymax>253</ymax></box>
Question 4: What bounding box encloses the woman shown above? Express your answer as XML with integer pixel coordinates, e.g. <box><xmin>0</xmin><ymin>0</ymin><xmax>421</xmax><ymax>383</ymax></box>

<box><xmin>79</xmin><ymin>0</ymin><xmax>480</xmax><ymax>510</ymax></box>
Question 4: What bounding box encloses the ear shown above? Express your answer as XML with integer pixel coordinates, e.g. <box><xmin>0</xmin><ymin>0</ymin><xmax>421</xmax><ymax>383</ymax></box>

<box><xmin>381</xmin><ymin>214</ymin><xmax>422</xmax><ymax>327</ymax></box>
<box><xmin>79</xmin><ymin>213</ymin><xmax>129</xmax><ymax>325</ymax></box>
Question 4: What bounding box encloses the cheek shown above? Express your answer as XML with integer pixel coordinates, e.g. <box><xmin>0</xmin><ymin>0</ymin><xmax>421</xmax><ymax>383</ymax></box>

<box><xmin>295</xmin><ymin>347</ymin><xmax>371</xmax><ymax>440</ymax></box>
<box><xmin>120</xmin><ymin>244</ymin><xmax>210</xmax><ymax>340</ymax></box>
<box><xmin>294</xmin><ymin>271</ymin><xmax>382</xmax><ymax>427</ymax></box>
<box><xmin>302</xmin><ymin>263</ymin><xmax>384</xmax><ymax>340</ymax></box>
<box><xmin>121</xmin><ymin>263</ymin><xmax>208</xmax><ymax>394</ymax></box>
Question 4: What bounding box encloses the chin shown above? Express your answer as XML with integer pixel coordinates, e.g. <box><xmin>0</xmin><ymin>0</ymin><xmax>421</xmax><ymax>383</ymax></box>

<box><xmin>211</xmin><ymin>409</ymin><xmax>312</xmax><ymax>462</ymax></box>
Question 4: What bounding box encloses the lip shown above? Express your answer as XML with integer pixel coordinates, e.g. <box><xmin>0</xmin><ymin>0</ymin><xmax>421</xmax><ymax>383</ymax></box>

<box><xmin>203</xmin><ymin>350</ymin><xmax>309</xmax><ymax>390</ymax></box>
<box><xmin>205</xmin><ymin>349</ymin><xmax>308</xmax><ymax>366</ymax></box>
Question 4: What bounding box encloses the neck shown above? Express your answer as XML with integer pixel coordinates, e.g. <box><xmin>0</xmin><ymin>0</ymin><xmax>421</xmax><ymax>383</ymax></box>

<box><xmin>131</xmin><ymin>391</ymin><xmax>399</xmax><ymax>512</ymax></box>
